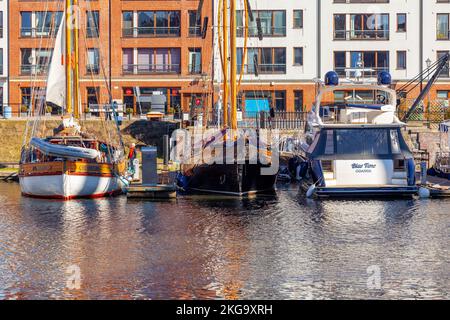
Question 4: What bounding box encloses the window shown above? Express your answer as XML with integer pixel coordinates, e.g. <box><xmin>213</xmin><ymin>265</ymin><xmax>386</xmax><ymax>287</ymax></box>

<box><xmin>127</xmin><ymin>48</ymin><xmax>181</xmax><ymax>74</ymax></box>
<box><xmin>237</xmin><ymin>48</ymin><xmax>286</xmax><ymax>74</ymax></box>
<box><xmin>293</xmin><ymin>48</ymin><xmax>303</xmax><ymax>66</ymax></box>
<box><xmin>334</xmin><ymin>51</ymin><xmax>346</xmax><ymax>76</ymax></box>
<box><xmin>87</xmin><ymin>87</ymin><xmax>99</xmax><ymax>110</ymax></box>
<box><xmin>437</xmin><ymin>13</ymin><xmax>449</xmax><ymax>40</ymax></box>
<box><xmin>21</xmin><ymin>12</ymin><xmax>32</xmax><ymax>37</ymax></box>
<box><xmin>21</xmin><ymin>49</ymin><xmax>32</xmax><ymax>74</ymax></box>
<box><xmin>293</xmin><ymin>10</ymin><xmax>303</xmax><ymax>29</ymax></box>
<box><xmin>349</xmin><ymin>13</ymin><xmax>389</xmax><ymax>40</ymax></box>
<box><xmin>188</xmin><ymin>48</ymin><xmax>202</xmax><ymax>74</ymax></box>
<box><xmin>0</xmin><ymin>48</ymin><xmax>3</xmax><ymax>74</ymax></box>
<box><xmin>237</xmin><ymin>10</ymin><xmax>286</xmax><ymax>37</ymax></box>
<box><xmin>437</xmin><ymin>91</ymin><xmax>450</xmax><ymax>107</ymax></box>
<box><xmin>334</xmin><ymin>14</ymin><xmax>346</xmax><ymax>39</ymax></box>
<box><xmin>336</xmin><ymin>129</ymin><xmax>389</xmax><ymax>156</ymax></box>
<box><xmin>86</xmin><ymin>11</ymin><xmax>99</xmax><ymax>38</ymax></box>
<box><xmin>136</xmin><ymin>11</ymin><xmax>180</xmax><ymax>37</ymax></box>
<box><xmin>188</xmin><ymin>11</ymin><xmax>201</xmax><ymax>36</ymax></box>
<box><xmin>294</xmin><ymin>90</ymin><xmax>304</xmax><ymax>112</ymax></box>
<box><xmin>122</xmin><ymin>11</ymin><xmax>133</xmax><ymax>37</ymax></box>
<box><xmin>87</xmin><ymin>48</ymin><xmax>99</xmax><ymax>74</ymax></box>
<box><xmin>0</xmin><ymin>12</ymin><xmax>3</xmax><ymax>39</ymax></box>
<box><xmin>397</xmin><ymin>13</ymin><xmax>407</xmax><ymax>32</ymax></box>
<box><xmin>275</xmin><ymin>91</ymin><xmax>286</xmax><ymax>111</ymax></box>
<box><xmin>437</xmin><ymin>51</ymin><xmax>450</xmax><ymax>77</ymax></box>
<box><xmin>397</xmin><ymin>51</ymin><xmax>407</xmax><ymax>70</ymax></box>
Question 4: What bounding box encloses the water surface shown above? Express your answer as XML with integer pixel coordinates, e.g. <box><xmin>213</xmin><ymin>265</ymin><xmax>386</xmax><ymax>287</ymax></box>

<box><xmin>0</xmin><ymin>182</ymin><xmax>449</xmax><ymax>299</ymax></box>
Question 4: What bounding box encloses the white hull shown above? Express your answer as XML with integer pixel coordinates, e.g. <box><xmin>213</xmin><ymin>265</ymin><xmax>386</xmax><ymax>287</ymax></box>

<box><xmin>20</xmin><ymin>174</ymin><xmax>124</xmax><ymax>199</ymax></box>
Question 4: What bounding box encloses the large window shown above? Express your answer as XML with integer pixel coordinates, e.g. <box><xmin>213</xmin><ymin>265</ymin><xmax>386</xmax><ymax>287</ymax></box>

<box><xmin>237</xmin><ymin>10</ymin><xmax>286</xmax><ymax>37</ymax></box>
<box><xmin>350</xmin><ymin>14</ymin><xmax>389</xmax><ymax>40</ymax></box>
<box><xmin>123</xmin><ymin>48</ymin><xmax>181</xmax><ymax>74</ymax></box>
<box><xmin>136</xmin><ymin>11</ymin><xmax>181</xmax><ymax>37</ymax></box>
<box><xmin>237</xmin><ymin>48</ymin><xmax>286</xmax><ymax>74</ymax></box>
<box><xmin>21</xmin><ymin>12</ymin><xmax>32</xmax><ymax>37</ymax></box>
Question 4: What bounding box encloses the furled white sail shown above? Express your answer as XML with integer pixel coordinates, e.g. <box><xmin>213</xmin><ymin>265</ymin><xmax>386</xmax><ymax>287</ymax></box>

<box><xmin>46</xmin><ymin>18</ymin><xmax>65</xmax><ymax>107</ymax></box>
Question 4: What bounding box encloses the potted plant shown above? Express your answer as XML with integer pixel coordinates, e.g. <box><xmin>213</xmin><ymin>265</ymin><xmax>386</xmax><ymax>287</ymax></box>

<box><xmin>45</xmin><ymin>106</ymin><xmax>53</xmax><ymax>117</ymax></box>
<box><xmin>126</xmin><ymin>107</ymin><xmax>134</xmax><ymax>120</ymax></box>
<box><xmin>84</xmin><ymin>106</ymin><xmax>92</xmax><ymax>119</ymax></box>
<box><xmin>20</xmin><ymin>105</ymin><xmax>29</xmax><ymax>118</ymax></box>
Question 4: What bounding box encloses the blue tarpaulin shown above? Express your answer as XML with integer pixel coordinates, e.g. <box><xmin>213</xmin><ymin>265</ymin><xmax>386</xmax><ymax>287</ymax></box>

<box><xmin>245</xmin><ymin>99</ymin><xmax>270</xmax><ymax>117</ymax></box>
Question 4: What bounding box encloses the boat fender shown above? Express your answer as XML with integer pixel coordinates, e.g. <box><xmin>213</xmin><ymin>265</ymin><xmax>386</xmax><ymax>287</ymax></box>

<box><xmin>306</xmin><ymin>184</ymin><xmax>316</xmax><ymax>199</ymax></box>
<box><xmin>418</xmin><ymin>187</ymin><xmax>431</xmax><ymax>199</ymax></box>
<box><xmin>176</xmin><ymin>174</ymin><xmax>190</xmax><ymax>191</ymax></box>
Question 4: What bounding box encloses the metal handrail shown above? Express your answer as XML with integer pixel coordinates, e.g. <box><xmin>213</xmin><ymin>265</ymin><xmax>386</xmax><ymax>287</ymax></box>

<box><xmin>334</xmin><ymin>29</ymin><xmax>390</xmax><ymax>40</ymax></box>
<box><xmin>122</xmin><ymin>27</ymin><xmax>181</xmax><ymax>37</ymax></box>
<box><xmin>122</xmin><ymin>64</ymin><xmax>181</xmax><ymax>74</ymax></box>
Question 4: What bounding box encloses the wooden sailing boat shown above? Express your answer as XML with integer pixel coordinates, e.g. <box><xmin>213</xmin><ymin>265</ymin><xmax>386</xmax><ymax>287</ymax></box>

<box><xmin>177</xmin><ymin>0</ymin><xmax>278</xmax><ymax>196</ymax></box>
<box><xmin>19</xmin><ymin>0</ymin><xmax>127</xmax><ymax>200</ymax></box>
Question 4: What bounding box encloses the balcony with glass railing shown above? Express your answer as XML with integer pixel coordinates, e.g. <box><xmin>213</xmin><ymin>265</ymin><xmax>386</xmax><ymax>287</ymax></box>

<box><xmin>238</xmin><ymin>64</ymin><xmax>286</xmax><ymax>74</ymax></box>
<box><xmin>122</xmin><ymin>27</ymin><xmax>181</xmax><ymax>38</ymax></box>
<box><xmin>188</xmin><ymin>26</ymin><xmax>202</xmax><ymax>37</ymax></box>
<box><xmin>21</xmin><ymin>65</ymin><xmax>49</xmax><ymax>75</ymax></box>
<box><xmin>334</xmin><ymin>29</ymin><xmax>389</xmax><ymax>40</ymax></box>
<box><xmin>20</xmin><ymin>27</ymin><xmax>58</xmax><ymax>38</ymax></box>
<box><xmin>188</xmin><ymin>64</ymin><xmax>202</xmax><ymax>74</ymax></box>
<box><xmin>122</xmin><ymin>64</ymin><xmax>181</xmax><ymax>75</ymax></box>
<box><xmin>237</xmin><ymin>26</ymin><xmax>286</xmax><ymax>37</ymax></box>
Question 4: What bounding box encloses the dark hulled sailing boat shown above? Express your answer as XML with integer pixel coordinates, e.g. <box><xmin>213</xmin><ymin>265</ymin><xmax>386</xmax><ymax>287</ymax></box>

<box><xmin>177</xmin><ymin>0</ymin><xmax>278</xmax><ymax>196</ymax></box>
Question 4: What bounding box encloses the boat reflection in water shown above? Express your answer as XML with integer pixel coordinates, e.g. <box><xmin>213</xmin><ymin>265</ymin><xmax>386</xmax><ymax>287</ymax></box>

<box><xmin>1</xmin><ymin>183</ymin><xmax>449</xmax><ymax>299</ymax></box>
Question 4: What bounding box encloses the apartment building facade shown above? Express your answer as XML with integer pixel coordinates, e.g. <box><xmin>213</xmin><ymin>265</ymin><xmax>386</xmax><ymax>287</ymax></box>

<box><xmin>0</xmin><ymin>0</ymin><xmax>7</xmax><ymax>113</ymax></box>
<box><xmin>8</xmin><ymin>0</ymin><xmax>213</xmax><ymax>114</ymax></box>
<box><xmin>3</xmin><ymin>0</ymin><xmax>450</xmax><ymax>115</ymax></box>
<box><xmin>214</xmin><ymin>0</ymin><xmax>450</xmax><ymax>112</ymax></box>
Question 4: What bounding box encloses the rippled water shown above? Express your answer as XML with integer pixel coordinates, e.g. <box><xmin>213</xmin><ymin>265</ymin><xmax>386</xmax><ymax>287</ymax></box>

<box><xmin>0</xmin><ymin>182</ymin><xmax>449</xmax><ymax>300</ymax></box>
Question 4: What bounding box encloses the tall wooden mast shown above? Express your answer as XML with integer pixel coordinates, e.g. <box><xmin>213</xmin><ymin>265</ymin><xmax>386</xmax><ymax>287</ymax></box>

<box><xmin>222</xmin><ymin>0</ymin><xmax>229</xmax><ymax>128</ymax></box>
<box><xmin>65</xmin><ymin>0</ymin><xmax>80</xmax><ymax>118</ymax></box>
<box><xmin>229</xmin><ymin>0</ymin><xmax>237</xmax><ymax>130</ymax></box>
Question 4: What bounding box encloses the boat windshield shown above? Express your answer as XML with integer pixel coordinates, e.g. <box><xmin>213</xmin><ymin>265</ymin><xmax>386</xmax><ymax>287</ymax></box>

<box><xmin>308</xmin><ymin>128</ymin><xmax>413</xmax><ymax>160</ymax></box>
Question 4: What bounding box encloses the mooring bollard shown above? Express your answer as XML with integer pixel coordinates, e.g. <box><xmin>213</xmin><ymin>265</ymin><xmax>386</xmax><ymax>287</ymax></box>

<box><xmin>420</xmin><ymin>161</ymin><xmax>427</xmax><ymax>185</ymax></box>
<box><xmin>163</xmin><ymin>135</ymin><xmax>169</xmax><ymax>166</ymax></box>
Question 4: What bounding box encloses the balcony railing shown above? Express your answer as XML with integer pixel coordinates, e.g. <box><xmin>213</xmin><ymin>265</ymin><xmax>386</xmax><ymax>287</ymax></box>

<box><xmin>238</xmin><ymin>64</ymin><xmax>287</xmax><ymax>74</ymax></box>
<box><xmin>188</xmin><ymin>64</ymin><xmax>202</xmax><ymax>74</ymax></box>
<box><xmin>122</xmin><ymin>64</ymin><xmax>181</xmax><ymax>75</ymax></box>
<box><xmin>188</xmin><ymin>26</ymin><xmax>202</xmax><ymax>37</ymax></box>
<box><xmin>334</xmin><ymin>29</ymin><xmax>389</xmax><ymax>40</ymax></box>
<box><xmin>21</xmin><ymin>27</ymin><xmax>58</xmax><ymax>38</ymax></box>
<box><xmin>21</xmin><ymin>65</ymin><xmax>49</xmax><ymax>75</ymax></box>
<box><xmin>122</xmin><ymin>27</ymin><xmax>181</xmax><ymax>38</ymax></box>
<box><xmin>334</xmin><ymin>67</ymin><xmax>389</xmax><ymax>78</ymax></box>
<box><xmin>437</xmin><ymin>30</ymin><xmax>450</xmax><ymax>40</ymax></box>
<box><xmin>237</xmin><ymin>26</ymin><xmax>286</xmax><ymax>37</ymax></box>
<box><xmin>86</xmin><ymin>64</ymin><xmax>100</xmax><ymax>74</ymax></box>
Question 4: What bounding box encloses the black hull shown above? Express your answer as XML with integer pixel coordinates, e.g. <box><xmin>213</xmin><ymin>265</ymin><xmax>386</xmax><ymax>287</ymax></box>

<box><xmin>179</xmin><ymin>163</ymin><xmax>277</xmax><ymax>196</ymax></box>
